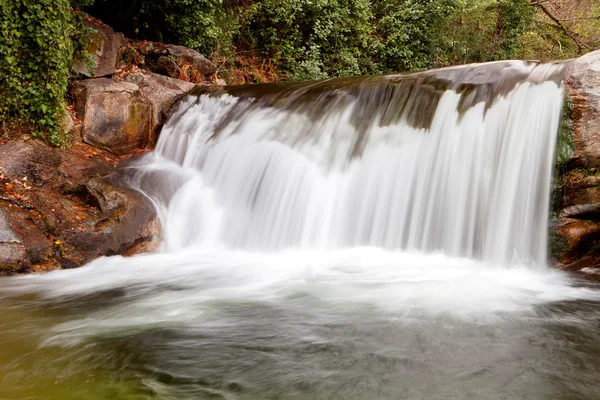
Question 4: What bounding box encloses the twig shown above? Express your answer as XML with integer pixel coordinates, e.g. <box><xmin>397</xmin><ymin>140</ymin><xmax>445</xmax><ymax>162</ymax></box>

<box><xmin>534</xmin><ymin>2</ymin><xmax>592</xmax><ymax>54</ymax></box>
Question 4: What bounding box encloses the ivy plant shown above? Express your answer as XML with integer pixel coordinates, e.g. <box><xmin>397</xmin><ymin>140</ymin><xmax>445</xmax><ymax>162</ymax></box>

<box><xmin>0</xmin><ymin>0</ymin><xmax>79</xmax><ymax>146</ymax></box>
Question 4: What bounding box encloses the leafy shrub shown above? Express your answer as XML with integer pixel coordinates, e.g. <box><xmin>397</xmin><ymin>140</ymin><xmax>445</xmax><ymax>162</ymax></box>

<box><xmin>76</xmin><ymin>0</ymin><xmax>600</xmax><ymax>83</ymax></box>
<box><xmin>0</xmin><ymin>0</ymin><xmax>78</xmax><ymax>146</ymax></box>
<box><xmin>371</xmin><ymin>0</ymin><xmax>455</xmax><ymax>73</ymax></box>
<box><xmin>240</xmin><ymin>0</ymin><xmax>378</xmax><ymax>79</ymax></box>
<box><xmin>435</xmin><ymin>0</ymin><xmax>536</xmax><ymax>66</ymax></box>
<box><xmin>79</xmin><ymin>0</ymin><xmax>238</xmax><ymax>58</ymax></box>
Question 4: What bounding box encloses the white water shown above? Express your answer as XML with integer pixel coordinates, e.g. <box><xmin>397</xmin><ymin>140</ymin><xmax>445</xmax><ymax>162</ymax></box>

<box><xmin>133</xmin><ymin>63</ymin><xmax>564</xmax><ymax>267</ymax></box>
<box><xmin>5</xmin><ymin>63</ymin><xmax>600</xmax><ymax>400</ymax></box>
<box><xmin>5</xmin><ymin>61</ymin><xmax>599</xmax><ymax>340</ymax></box>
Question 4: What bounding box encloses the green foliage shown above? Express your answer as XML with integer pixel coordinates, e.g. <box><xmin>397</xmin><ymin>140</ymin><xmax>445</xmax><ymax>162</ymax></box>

<box><xmin>82</xmin><ymin>0</ymin><xmax>238</xmax><ymax>58</ymax></box>
<box><xmin>494</xmin><ymin>0</ymin><xmax>535</xmax><ymax>59</ymax></box>
<box><xmin>137</xmin><ymin>0</ymin><xmax>236</xmax><ymax>58</ymax></box>
<box><xmin>76</xmin><ymin>0</ymin><xmax>600</xmax><ymax>82</ymax></box>
<box><xmin>241</xmin><ymin>0</ymin><xmax>378</xmax><ymax>79</ymax></box>
<box><xmin>239</xmin><ymin>0</ymin><xmax>458</xmax><ymax>78</ymax></box>
<box><xmin>556</xmin><ymin>95</ymin><xmax>574</xmax><ymax>169</ymax></box>
<box><xmin>436</xmin><ymin>0</ymin><xmax>535</xmax><ymax>65</ymax></box>
<box><xmin>0</xmin><ymin>0</ymin><xmax>77</xmax><ymax>146</ymax></box>
<box><xmin>371</xmin><ymin>0</ymin><xmax>455</xmax><ymax>72</ymax></box>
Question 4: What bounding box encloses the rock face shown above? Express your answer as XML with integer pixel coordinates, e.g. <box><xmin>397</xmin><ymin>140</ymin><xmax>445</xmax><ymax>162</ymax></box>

<box><xmin>73</xmin><ymin>19</ymin><xmax>125</xmax><ymax>78</ymax></box>
<box><xmin>0</xmin><ymin>139</ymin><xmax>160</xmax><ymax>274</ymax></box>
<box><xmin>552</xmin><ymin>50</ymin><xmax>600</xmax><ymax>271</ymax></box>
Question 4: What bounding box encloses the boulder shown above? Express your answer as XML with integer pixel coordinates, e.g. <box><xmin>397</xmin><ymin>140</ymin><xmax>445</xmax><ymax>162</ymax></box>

<box><xmin>0</xmin><ymin>203</ymin><xmax>53</xmax><ymax>272</ymax></box>
<box><xmin>60</xmin><ymin>179</ymin><xmax>160</xmax><ymax>264</ymax></box>
<box><xmin>143</xmin><ymin>43</ymin><xmax>217</xmax><ymax>80</ymax></box>
<box><xmin>61</xmin><ymin>110</ymin><xmax>76</xmax><ymax>138</ymax></box>
<box><xmin>72</xmin><ymin>78</ymin><xmax>153</xmax><ymax>155</ymax></box>
<box><xmin>125</xmin><ymin>72</ymin><xmax>194</xmax><ymax>130</ymax></box>
<box><xmin>0</xmin><ymin>138</ymin><xmax>160</xmax><ymax>274</ymax></box>
<box><xmin>73</xmin><ymin>19</ymin><xmax>125</xmax><ymax>78</ymax></box>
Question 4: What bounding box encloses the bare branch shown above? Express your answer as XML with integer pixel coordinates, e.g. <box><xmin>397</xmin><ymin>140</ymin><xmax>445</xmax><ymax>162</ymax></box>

<box><xmin>533</xmin><ymin>2</ymin><xmax>592</xmax><ymax>54</ymax></box>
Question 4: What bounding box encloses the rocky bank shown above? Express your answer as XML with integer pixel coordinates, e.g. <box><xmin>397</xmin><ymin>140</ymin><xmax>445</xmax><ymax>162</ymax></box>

<box><xmin>0</xmin><ymin>18</ymin><xmax>215</xmax><ymax>274</ymax></box>
<box><xmin>552</xmin><ymin>49</ymin><xmax>600</xmax><ymax>274</ymax></box>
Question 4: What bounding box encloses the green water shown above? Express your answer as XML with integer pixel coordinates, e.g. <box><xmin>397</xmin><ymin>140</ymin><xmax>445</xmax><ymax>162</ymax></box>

<box><xmin>1</xmin><ymin>258</ymin><xmax>600</xmax><ymax>400</ymax></box>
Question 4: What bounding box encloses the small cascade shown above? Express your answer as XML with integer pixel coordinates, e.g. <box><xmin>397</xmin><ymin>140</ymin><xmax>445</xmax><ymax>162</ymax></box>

<box><xmin>129</xmin><ymin>60</ymin><xmax>568</xmax><ymax>267</ymax></box>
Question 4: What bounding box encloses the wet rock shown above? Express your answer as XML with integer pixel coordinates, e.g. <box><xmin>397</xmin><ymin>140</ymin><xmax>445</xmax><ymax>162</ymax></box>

<box><xmin>62</xmin><ymin>180</ymin><xmax>160</xmax><ymax>262</ymax></box>
<box><xmin>73</xmin><ymin>19</ymin><xmax>125</xmax><ymax>78</ymax></box>
<box><xmin>556</xmin><ymin>219</ymin><xmax>600</xmax><ymax>262</ymax></box>
<box><xmin>0</xmin><ymin>208</ymin><xmax>27</xmax><ymax>272</ymax></box>
<box><xmin>0</xmin><ymin>138</ymin><xmax>160</xmax><ymax>274</ymax></box>
<box><xmin>72</xmin><ymin>78</ymin><xmax>153</xmax><ymax>155</ymax></box>
<box><xmin>125</xmin><ymin>72</ymin><xmax>194</xmax><ymax>131</ymax></box>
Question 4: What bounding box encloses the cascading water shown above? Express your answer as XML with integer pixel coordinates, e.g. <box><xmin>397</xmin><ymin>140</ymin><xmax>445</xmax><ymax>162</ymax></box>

<box><xmin>3</xmin><ymin>61</ymin><xmax>600</xmax><ymax>400</ymax></box>
<box><xmin>132</xmin><ymin>60</ymin><xmax>565</xmax><ymax>267</ymax></box>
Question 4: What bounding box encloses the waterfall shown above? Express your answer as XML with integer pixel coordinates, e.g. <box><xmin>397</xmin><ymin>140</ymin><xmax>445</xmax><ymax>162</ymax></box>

<box><xmin>130</xmin><ymin>60</ymin><xmax>567</xmax><ymax>267</ymax></box>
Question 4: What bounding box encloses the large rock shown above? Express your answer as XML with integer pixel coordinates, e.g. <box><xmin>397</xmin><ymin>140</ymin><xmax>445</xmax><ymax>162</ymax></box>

<box><xmin>125</xmin><ymin>72</ymin><xmax>194</xmax><ymax>130</ymax></box>
<box><xmin>0</xmin><ymin>139</ymin><xmax>160</xmax><ymax>274</ymax></box>
<box><xmin>72</xmin><ymin>78</ymin><xmax>153</xmax><ymax>155</ymax></box>
<box><xmin>73</xmin><ymin>19</ymin><xmax>125</xmax><ymax>78</ymax></box>
<box><xmin>142</xmin><ymin>43</ymin><xmax>217</xmax><ymax>80</ymax></box>
<box><xmin>552</xmin><ymin>50</ymin><xmax>600</xmax><ymax>270</ymax></box>
<box><xmin>59</xmin><ymin>179</ymin><xmax>159</xmax><ymax>265</ymax></box>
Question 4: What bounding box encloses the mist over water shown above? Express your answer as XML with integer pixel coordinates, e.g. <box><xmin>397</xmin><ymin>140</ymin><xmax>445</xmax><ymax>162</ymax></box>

<box><xmin>2</xmin><ymin>61</ymin><xmax>600</xmax><ymax>399</ymax></box>
<box><xmin>138</xmin><ymin>62</ymin><xmax>564</xmax><ymax>266</ymax></box>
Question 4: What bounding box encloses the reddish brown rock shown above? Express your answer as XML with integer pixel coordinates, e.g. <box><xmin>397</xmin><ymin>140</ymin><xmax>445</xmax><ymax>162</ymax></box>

<box><xmin>0</xmin><ymin>138</ymin><xmax>160</xmax><ymax>274</ymax></box>
<box><xmin>72</xmin><ymin>78</ymin><xmax>153</xmax><ymax>155</ymax></box>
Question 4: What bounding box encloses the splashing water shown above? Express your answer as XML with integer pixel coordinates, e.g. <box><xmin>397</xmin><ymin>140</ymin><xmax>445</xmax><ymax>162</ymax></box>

<box><xmin>2</xmin><ymin>61</ymin><xmax>600</xmax><ymax>400</ymax></box>
<box><xmin>132</xmin><ymin>61</ymin><xmax>565</xmax><ymax>266</ymax></box>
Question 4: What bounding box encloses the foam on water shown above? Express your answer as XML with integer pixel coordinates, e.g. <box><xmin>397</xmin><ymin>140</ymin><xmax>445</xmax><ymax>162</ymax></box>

<box><xmin>129</xmin><ymin>62</ymin><xmax>566</xmax><ymax>267</ymax></box>
<box><xmin>5</xmin><ymin>62</ymin><xmax>600</xmax><ymax>400</ymax></box>
<box><xmin>3</xmin><ymin>60</ymin><xmax>598</xmax><ymax>343</ymax></box>
<box><xmin>4</xmin><ymin>248</ymin><xmax>599</xmax><ymax>346</ymax></box>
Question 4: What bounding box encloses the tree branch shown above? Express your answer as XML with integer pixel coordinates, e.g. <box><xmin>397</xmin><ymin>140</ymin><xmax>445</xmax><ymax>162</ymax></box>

<box><xmin>533</xmin><ymin>2</ymin><xmax>592</xmax><ymax>54</ymax></box>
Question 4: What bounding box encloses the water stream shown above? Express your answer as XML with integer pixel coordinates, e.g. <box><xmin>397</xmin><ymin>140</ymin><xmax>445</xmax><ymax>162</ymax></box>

<box><xmin>2</xmin><ymin>61</ymin><xmax>600</xmax><ymax>399</ymax></box>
